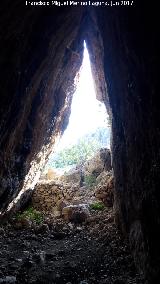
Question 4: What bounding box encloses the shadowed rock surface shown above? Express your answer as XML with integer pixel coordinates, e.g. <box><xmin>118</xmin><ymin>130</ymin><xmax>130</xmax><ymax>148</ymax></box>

<box><xmin>0</xmin><ymin>2</ymin><xmax>159</xmax><ymax>283</ymax></box>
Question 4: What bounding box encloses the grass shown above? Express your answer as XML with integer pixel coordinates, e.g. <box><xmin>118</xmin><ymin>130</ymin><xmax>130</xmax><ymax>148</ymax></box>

<box><xmin>16</xmin><ymin>206</ymin><xmax>44</xmax><ymax>225</ymax></box>
<box><xmin>89</xmin><ymin>202</ymin><xmax>105</xmax><ymax>211</ymax></box>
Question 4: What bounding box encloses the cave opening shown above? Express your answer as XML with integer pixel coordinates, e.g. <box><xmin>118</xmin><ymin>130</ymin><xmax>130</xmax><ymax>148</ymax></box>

<box><xmin>43</xmin><ymin>41</ymin><xmax>111</xmax><ymax>181</ymax></box>
<box><xmin>2</xmin><ymin>37</ymin><xmax>112</xmax><ymax>218</ymax></box>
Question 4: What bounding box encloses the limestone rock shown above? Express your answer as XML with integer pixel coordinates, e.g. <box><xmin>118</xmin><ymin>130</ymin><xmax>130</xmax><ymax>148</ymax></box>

<box><xmin>46</xmin><ymin>168</ymin><xmax>59</xmax><ymax>180</ymax></box>
<box><xmin>32</xmin><ymin>181</ymin><xmax>65</xmax><ymax>213</ymax></box>
<box><xmin>84</xmin><ymin>148</ymin><xmax>111</xmax><ymax>178</ymax></box>
<box><xmin>96</xmin><ymin>170</ymin><xmax>112</xmax><ymax>185</ymax></box>
<box><xmin>94</xmin><ymin>176</ymin><xmax>114</xmax><ymax>207</ymax></box>
<box><xmin>57</xmin><ymin>199</ymin><xmax>69</xmax><ymax>213</ymax></box>
<box><xmin>59</xmin><ymin>168</ymin><xmax>82</xmax><ymax>185</ymax></box>
<box><xmin>31</xmin><ymin>150</ymin><xmax>113</xmax><ymax>215</ymax></box>
<box><xmin>62</xmin><ymin>204</ymin><xmax>90</xmax><ymax>223</ymax></box>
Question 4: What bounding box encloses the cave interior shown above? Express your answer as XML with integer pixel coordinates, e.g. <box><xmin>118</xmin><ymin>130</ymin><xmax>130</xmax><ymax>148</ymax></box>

<box><xmin>0</xmin><ymin>2</ymin><xmax>159</xmax><ymax>283</ymax></box>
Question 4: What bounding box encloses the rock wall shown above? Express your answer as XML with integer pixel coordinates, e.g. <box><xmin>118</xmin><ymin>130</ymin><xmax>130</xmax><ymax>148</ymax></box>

<box><xmin>0</xmin><ymin>5</ymin><xmax>85</xmax><ymax>212</ymax></box>
<box><xmin>32</xmin><ymin>181</ymin><xmax>77</xmax><ymax>214</ymax></box>
<box><xmin>32</xmin><ymin>174</ymin><xmax>113</xmax><ymax>215</ymax></box>
<box><xmin>32</xmin><ymin>150</ymin><xmax>113</xmax><ymax>214</ymax></box>
<box><xmin>94</xmin><ymin>3</ymin><xmax>159</xmax><ymax>282</ymax></box>
<box><xmin>0</xmin><ymin>2</ymin><xmax>159</xmax><ymax>282</ymax></box>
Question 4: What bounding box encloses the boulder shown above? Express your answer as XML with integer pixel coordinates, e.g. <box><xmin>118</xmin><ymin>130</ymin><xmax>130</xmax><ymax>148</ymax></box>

<box><xmin>59</xmin><ymin>167</ymin><xmax>82</xmax><ymax>185</ymax></box>
<box><xmin>84</xmin><ymin>148</ymin><xmax>111</xmax><ymax>178</ymax></box>
<box><xmin>46</xmin><ymin>168</ymin><xmax>59</xmax><ymax>180</ymax></box>
<box><xmin>62</xmin><ymin>204</ymin><xmax>90</xmax><ymax>224</ymax></box>
<box><xmin>96</xmin><ymin>170</ymin><xmax>112</xmax><ymax>185</ymax></box>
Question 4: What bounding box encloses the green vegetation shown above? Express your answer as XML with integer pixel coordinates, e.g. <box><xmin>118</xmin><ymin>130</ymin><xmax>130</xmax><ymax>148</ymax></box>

<box><xmin>84</xmin><ymin>174</ymin><xmax>97</xmax><ymax>187</ymax></box>
<box><xmin>48</xmin><ymin>138</ymin><xmax>99</xmax><ymax>168</ymax></box>
<box><xmin>89</xmin><ymin>202</ymin><xmax>105</xmax><ymax>211</ymax></box>
<box><xmin>46</xmin><ymin>127</ymin><xmax>110</xmax><ymax>169</ymax></box>
<box><xmin>16</xmin><ymin>206</ymin><xmax>44</xmax><ymax>224</ymax></box>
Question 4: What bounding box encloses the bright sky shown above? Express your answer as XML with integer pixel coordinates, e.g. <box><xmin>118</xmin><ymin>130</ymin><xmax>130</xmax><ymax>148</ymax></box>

<box><xmin>55</xmin><ymin>42</ymin><xmax>109</xmax><ymax>151</ymax></box>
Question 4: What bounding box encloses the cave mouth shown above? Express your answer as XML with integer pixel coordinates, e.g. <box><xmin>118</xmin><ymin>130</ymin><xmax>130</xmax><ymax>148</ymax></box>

<box><xmin>1</xmin><ymin>38</ymin><xmax>111</xmax><ymax>217</ymax></box>
<box><xmin>43</xmin><ymin>41</ymin><xmax>111</xmax><ymax>179</ymax></box>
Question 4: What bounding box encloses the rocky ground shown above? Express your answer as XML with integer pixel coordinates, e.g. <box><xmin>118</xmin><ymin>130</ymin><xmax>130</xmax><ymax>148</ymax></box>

<box><xmin>0</xmin><ymin>150</ymin><xmax>145</xmax><ymax>283</ymax></box>
<box><xmin>0</xmin><ymin>208</ymin><xmax>145</xmax><ymax>284</ymax></box>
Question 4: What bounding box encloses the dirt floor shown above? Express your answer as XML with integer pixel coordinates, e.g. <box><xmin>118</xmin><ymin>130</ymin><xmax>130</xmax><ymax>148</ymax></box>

<box><xmin>0</xmin><ymin>209</ymin><xmax>145</xmax><ymax>284</ymax></box>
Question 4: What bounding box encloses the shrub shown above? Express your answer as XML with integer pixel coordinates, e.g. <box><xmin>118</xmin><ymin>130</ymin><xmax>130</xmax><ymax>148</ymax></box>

<box><xmin>16</xmin><ymin>206</ymin><xmax>43</xmax><ymax>224</ymax></box>
<box><xmin>46</xmin><ymin>127</ymin><xmax>110</xmax><ymax>169</ymax></box>
<box><xmin>89</xmin><ymin>202</ymin><xmax>105</xmax><ymax>211</ymax></box>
